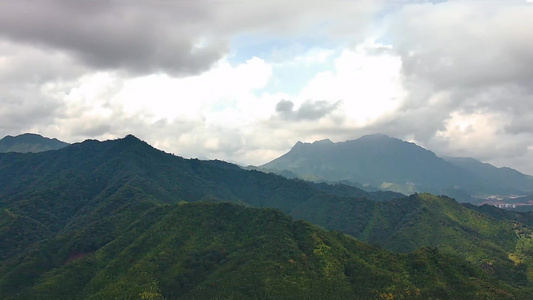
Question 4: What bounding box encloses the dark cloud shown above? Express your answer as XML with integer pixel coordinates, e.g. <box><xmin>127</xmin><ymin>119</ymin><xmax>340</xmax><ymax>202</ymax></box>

<box><xmin>275</xmin><ymin>99</ymin><xmax>341</xmax><ymax>121</ymax></box>
<box><xmin>0</xmin><ymin>41</ymin><xmax>87</xmax><ymax>85</ymax></box>
<box><xmin>0</xmin><ymin>1</ymin><xmax>376</xmax><ymax>77</ymax></box>
<box><xmin>391</xmin><ymin>3</ymin><xmax>533</xmax><ymax>91</ymax></box>
<box><xmin>384</xmin><ymin>2</ymin><xmax>533</xmax><ymax>129</ymax></box>
<box><xmin>0</xmin><ymin>1</ymin><xmax>227</xmax><ymax>76</ymax></box>
<box><xmin>0</xmin><ymin>89</ymin><xmax>63</xmax><ymax>137</ymax></box>
<box><xmin>275</xmin><ymin>99</ymin><xmax>294</xmax><ymax>114</ymax></box>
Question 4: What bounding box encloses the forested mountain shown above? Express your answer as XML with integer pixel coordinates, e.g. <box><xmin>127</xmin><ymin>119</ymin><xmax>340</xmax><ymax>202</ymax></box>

<box><xmin>260</xmin><ymin>134</ymin><xmax>533</xmax><ymax>201</ymax></box>
<box><xmin>0</xmin><ymin>202</ymin><xmax>517</xmax><ymax>299</ymax></box>
<box><xmin>0</xmin><ymin>135</ymin><xmax>396</xmax><ymax>263</ymax></box>
<box><xmin>0</xmin><ymin>133</ymin><xmax>69</xmax><ymax>153</ymax></box>
<box><xmin>463</xmin><ymin>203</ymin><xmax>533</xmax><ymax>227</ymax></box>
<box><xmin>1</xmin><ymin>135</ymin><xmax>532</xmax><ymax>298</ymax></box>
<box><xmin>290</xmin><ymin>193</ymin><xmax>533</xmax><ymax>288</ymax></box>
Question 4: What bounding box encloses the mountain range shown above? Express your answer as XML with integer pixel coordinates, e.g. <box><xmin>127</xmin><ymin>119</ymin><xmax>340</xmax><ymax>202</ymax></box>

<box><xmin>2</xmin><ymin>134</ymin><xmax>533</xmax><ymax>298</ymax></box>
<box><xmin>0</xmin><ymin>133</ymin><xmax>69</xmax><ymax>153</ymax></box>
<box><xmin>260</xmin><ymin>134</ymin><xmax>533</xmax><ymax>203</ymax></box>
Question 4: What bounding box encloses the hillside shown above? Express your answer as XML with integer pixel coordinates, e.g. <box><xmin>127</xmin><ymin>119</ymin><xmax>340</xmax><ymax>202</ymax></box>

<box><xmin>4</xmin><ymin>201</ymin><xmax>522</xmax><ymax>299</ymax></box>
<box><xmin>261</xmin><ymin>135</ymin><xmax>533</xmax><ymax>201</ymax></box>
<box><xmin>0</xmin><ymin>133</ymin><xmax>69</xmax><ymax>153</ymax></box>
<box><xmin>1</xmin><ymin>135</ymin><xmax>532</xmax><ymax>298</ymax></box>
<box><xmin>0</xmin><ymin>135</ymin><xmax>396</xmax><ymax>262</ymax></box>
<box><xmin>444</xmin><ymin>156</ymin><xmax>533</xmax><ymax>196</ymax></box>
<box><xmin>290</xmin><ymin>193</ymin><xmax>533</xmax><ymax>288</ymax></box>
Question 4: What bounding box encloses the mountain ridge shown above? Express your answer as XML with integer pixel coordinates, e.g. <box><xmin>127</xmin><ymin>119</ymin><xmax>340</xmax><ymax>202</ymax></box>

<box><xmin>1</xmin><ymin>134</ymin><xmax>533</xmax><ymax>298</ymax></box>
<box><xmin>261</xmin><ymin>134</ymin><xmax>533</xmax><ymax>201</ymax></box>
<box><xmin>0</xmin><ymin>133</ymin><xmax>69</xmax><ymax>153</ymax></box>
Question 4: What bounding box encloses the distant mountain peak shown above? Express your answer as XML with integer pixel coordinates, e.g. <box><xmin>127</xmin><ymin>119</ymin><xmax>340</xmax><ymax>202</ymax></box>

<box><xmin>123</xmin><ymin>134</ymin><xmax>140</xmax><ymax>141</ymax></box>
<box><xmin>355</xmin><ymin>134</ymin><xmax>402</xmax><ymax>143</ymax></box>
<box><xmin>8</xmin><ymin>133</ymin><xmax>40</xmax><ymax>138</ymax></box>
<box><xmin>101</xmin><ymin>134</ymin><xmax>153</xmax><ymax>151</ymax></box>
<box><xmin>289</xmin><ymin>139</ymin><xmax>335</xmax><ymax>154</ymax></box>
<box><xmin>312</xmin><ymin>138</ymin><xmax>333</xmax><ymax>145</ymax></box>
<box><xmin>119</xmin><ymin>134</ymin><xmax>145</xmax><ymax>145</ymax></box>
<box><xmin>360</xmin><ymin>133</ymin><xmax>392</xmax><ymax>139</ymax></box>
<box><xmin>0</xmin><ymin>133</ymin><xmax>69</xmax><ymax>153</ymax></box>
<box><xmin>4</xmin><ymin>132</ymin><xmax>57</xmax><ymax>141</ymax></box>
<box><xmin>261</xmin><ymin>134</ymin><xmax>533</xmax><ymax>199</ymax></box>
<box><xmin>291</xmin><ymin>141</ymin><xmax>305</xmax><ymax>150</ymax></box>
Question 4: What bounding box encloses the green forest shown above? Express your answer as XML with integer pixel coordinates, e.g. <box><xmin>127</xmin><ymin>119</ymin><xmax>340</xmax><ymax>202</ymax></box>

<box><xmin>1</xmin><ymin>135</ymin><xmax>533</xmax><ymax>299</ymax></box>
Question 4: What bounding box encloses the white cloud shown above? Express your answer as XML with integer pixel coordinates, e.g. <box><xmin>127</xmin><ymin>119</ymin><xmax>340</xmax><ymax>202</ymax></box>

<box><xmin>116</xmin><ymin>56</ymin><xmax>273</xmax><ymax>123</ymax></box>
<box><xmin>2</xmin><ymin>0</ymin><xmax>533</xmax><ymax>176</ymax></box>
<box><xmin>297</xmin><ymin>42</ymin><xmax>405</xmax><ymax>125</ymax></box>
<box><xmin>34</xmin><ymin>56</ymin><xmax>276</xmax><ymax>161</ymax></box>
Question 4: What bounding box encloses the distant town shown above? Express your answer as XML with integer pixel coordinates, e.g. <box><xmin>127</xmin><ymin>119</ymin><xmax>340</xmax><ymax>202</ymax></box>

<box><xmin>478</xmin><ymin>195</ymin><xmax>533</xmax><ymax>210</ymax></box>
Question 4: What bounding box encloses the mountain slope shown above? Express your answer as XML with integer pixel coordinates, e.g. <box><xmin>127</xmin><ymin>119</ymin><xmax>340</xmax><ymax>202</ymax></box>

<box><xmin>261</xmin><ymin>134</ymin><xmax>533</xmax><ymax>199</ymax></box>
<box><xmin>290</xmin><ymin>193</ymin><xmax>533</xmax><ymax>288</ymax></box>
<box><xmin>444</xmin><ymin>156</ymin><xmax>533</xmax><ymax>194</ymax></box>
<box><xmin>0</xmin><ymin>133</ymin><xmax>69</xmax><ymax>153</ymax></box>
<box><xmin>0</xmin><ymin>202</ymin><xmax>518</xmax><ymax>299</ymax></box>
<box><xmin>1</xmin><ymin>135</ymin><xmax>532</xmax><ymax>298</ymax></box>
<box><xmin>0</xmin><ymin>135</ymin><xmax>395</xmax><ymax>262</ymax></box>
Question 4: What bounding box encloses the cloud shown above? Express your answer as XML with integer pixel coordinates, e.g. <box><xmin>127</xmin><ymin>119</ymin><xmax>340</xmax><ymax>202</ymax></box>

<box><xmin>0</xmin><ymin>41</ymin><xmax>77</xmax><ymax>136</ymax></box>
<box><xmin>275</xmin><ymin>99</ymin><xmax>295</xmax><ymax>113</ymax></box>
<box><xmin>255</xmin><ymin>1</ymin><xmax>533</xmax><ymax>174</ymax></box>
<box><xmin>275</xmin><ymin>99</ymin><xmax>342</xmax><ymax>121</ymax></box>
<box><xmin>0</xmin><ymin>1</ymin><xmax>228</xmax><ymax>76</ymax></box>
<box><xmin>22</xmin><ymin>56</ymin><xmax>276</xmax><ymax>160</ymax></box>
<box><xmin>0</xmin><ymin>0</ymin><xmax>378</xmax><ymax>76</ymax></box>
<box><xmin>0</xmin><ymin>90</ymin><xmax>62</xmax><ymax>134</ymax></box>
<box><xmin>376</xmin><ymin>1</ymin><xmax>533</xmax><ymax>172</ymax></box>
<box><xmin>0</xmin><ymin>0</ymin><xmax>379</xmax><ymax>151</ymax></box>
<box><xmin>391</xmin><ymin>2</ymin><xmax>533</xmax><ymax>90</ymax></box>
<box><xmin>2</xmin><ymin>0</ymin><xmax>533</xmax><ymax>176</ymax></box>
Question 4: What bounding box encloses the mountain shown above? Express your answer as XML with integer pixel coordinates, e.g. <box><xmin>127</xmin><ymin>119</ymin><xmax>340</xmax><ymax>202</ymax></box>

<box><xmin>1</xmin><ymin>202</ymin><xmax>516</xmax><ymax>299</ymax></box>
<box><xmin>1</xmin><ymin>135</ymin><xmax>532</xmax><ymax>298</ymax></box>
<box><xmin>261</xmin><ymin>134</ymin><xmax>533</xmax><ymax>201</ymax></box>
<box><xmin>444</xmin><ymin>156</ymin><xmax>533</xmax><ymax>195</ymax></box>
<box><xmin>290</xmin><ymin>193</ymin><xmax>533</xmax><ymax>289</ymax></box>
<box><xmin>0</xmin><ymin>135</ymin><xmax>396</xmax><ymax>263</ymax></box>
<box><xmin>0</xmin><ymin>133</ymin><xmax>69</xmax><ymax>153</ymax></box>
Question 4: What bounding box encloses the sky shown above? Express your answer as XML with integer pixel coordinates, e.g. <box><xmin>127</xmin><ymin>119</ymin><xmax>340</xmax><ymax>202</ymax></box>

<box><xmin>1</xmin><ymin>0</ymin><xmax>533</xmax><ymax>174</ymax></box>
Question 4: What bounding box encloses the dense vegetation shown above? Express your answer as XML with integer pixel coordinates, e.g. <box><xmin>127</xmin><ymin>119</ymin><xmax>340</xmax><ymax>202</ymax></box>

<box><xmin>1</xmin><ymin>135</ymin><xmax>533</xmax><ymax>298</ymax></box>
<box><xmin>290</xmin><ymin>193</ymin><xmax>533</xmax><ymax>288</ymax></box>
<box><xmin>0</xmin><ymin>202</ymin><xmax>520</xmax><ymax>299</ymax></box>
<box><xmin>0</xmin><ymin>135</ymin><xmax>398</xmax><ymax>262</ymax></box>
